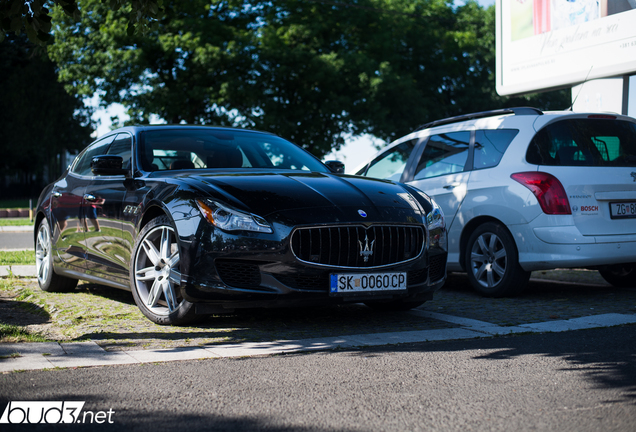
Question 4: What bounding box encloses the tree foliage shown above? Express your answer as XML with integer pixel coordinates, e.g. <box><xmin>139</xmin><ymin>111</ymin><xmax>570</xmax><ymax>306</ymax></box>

<box><xmin>0</xmin><ymin>0</ymin><xmax>162</xmax><ymax>43</ymax></box>
<box><xmin>0</xmin><ymin>33</ymin><xmax>92</xmax><ymax>197</ymax></box>
<box><xmin>47</xmin><ymin>0</ymin><xmax>570</xmax><ymax>158</ymax></box>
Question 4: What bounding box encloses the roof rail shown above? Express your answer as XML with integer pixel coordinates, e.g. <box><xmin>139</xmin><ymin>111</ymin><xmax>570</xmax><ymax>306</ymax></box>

<box><xmin>415</xmin><ymin>107</ymin><xmax>543</xmax><ymax>131</ymax></box>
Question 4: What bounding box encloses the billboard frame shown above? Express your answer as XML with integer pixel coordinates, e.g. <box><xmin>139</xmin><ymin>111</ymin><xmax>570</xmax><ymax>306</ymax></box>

<box><xmin>496</xmin><ymin>0</ymin><xmax>636</xmax><ymax>97</ymax></box>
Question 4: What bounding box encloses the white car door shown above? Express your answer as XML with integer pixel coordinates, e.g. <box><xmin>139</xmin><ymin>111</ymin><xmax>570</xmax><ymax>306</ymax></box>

<box><xmin>407</xmin><ymin>131</ymin><xmax>472</xmax><ymax>231</ymax></box>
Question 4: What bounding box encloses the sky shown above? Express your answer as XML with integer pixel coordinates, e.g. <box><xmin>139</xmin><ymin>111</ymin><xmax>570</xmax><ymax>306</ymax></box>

<box><xmin>89</xmin><ymin>0</ymin><xmax>495</xmax><ymax>173</ymax></box>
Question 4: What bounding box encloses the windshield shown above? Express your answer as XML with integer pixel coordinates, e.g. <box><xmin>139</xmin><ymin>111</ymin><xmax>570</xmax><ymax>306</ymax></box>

<box><xmin>139</xmin><ymin>129</ymin><xmax>328</xmax><ymax>173</ymax></box>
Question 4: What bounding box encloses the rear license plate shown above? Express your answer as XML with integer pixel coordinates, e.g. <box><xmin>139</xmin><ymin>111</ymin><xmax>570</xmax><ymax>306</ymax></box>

<box><xmin>330</xmin><ymin>272</ymin><xmax>407</xmax><ymax>294</ymax></box>
<box><xmin>610</xmin><ymin>202</ymin><xmax>636</xmax><ymax>219</ymax></box>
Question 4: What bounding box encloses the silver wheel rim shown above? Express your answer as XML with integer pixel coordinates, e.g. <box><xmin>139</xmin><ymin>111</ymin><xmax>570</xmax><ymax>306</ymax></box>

<box><xmin>469</xmin><ymin>232</ymin><xmax>507</xmax><ymax>289</ymax></box>
<box><xmin>35</xmin><ymin>224</ymin><xmax>51</xmax><ymax>285</ymax></box>
<box><xmin>133</xmin><ymin>225</ymin><xmax>183</xmax><ymax>316</ymax></box>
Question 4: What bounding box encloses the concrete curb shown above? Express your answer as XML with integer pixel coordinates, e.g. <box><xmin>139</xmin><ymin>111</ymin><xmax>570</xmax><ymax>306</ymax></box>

<box><xmin>2</xmin><ymin>312</ymin><xmax>635</xmax><ymax>373</ymax></box>
<box><xmin>0</xmin><ymin>225</ymin><xmax>33</xmax><ymax>233</ymax></box>
<box><xmin>0</xmin><ymin>265</ymin><xmax>36</xmax><ymax>278</ymax></box>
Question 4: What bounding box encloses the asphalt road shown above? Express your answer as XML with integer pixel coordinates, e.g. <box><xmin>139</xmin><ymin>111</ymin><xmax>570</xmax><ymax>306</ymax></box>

<box><xmin>0</xmin><ymin>231</ymin><xmax>32</xmax><ymax>250</ymax></box>
<box><xmin>1</xmin><ymin>325</ymin><xmax>634</xmax><ymax>431</ymax></box>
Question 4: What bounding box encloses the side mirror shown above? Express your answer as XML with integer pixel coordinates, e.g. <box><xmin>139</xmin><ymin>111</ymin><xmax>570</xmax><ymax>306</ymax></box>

<box><xmin>325</xmin><ymin>160</ymin><xmax>345</xmax><ymax>174</ymax></box>
<box><xmin>91</xmin><ymin>155</ymin><xmax>128</xmax><ymax>176</ymax></box>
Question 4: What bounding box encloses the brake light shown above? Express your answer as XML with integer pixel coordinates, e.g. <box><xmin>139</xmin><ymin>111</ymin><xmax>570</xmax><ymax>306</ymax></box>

<box><xmin>587</xmin><ymin>115</ymin><xmax>616</xmax><ymax>119</ymax></box>
<box><xmin>511</xmin><ymin>172</ymin><xmax>571</xmax><ymax>215</ymax></box>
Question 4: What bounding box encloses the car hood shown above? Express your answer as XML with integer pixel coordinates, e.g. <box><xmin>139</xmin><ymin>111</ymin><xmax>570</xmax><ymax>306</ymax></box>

<box><xmin>171</xmin><ymin>171</ymin><xmax>423</xmax><ymax>219</ymax></box>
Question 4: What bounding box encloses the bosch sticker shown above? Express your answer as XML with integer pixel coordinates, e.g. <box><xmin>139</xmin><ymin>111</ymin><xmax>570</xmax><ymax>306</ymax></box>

<box><xmin>580</xmin><ymin>206</ymin><xmax>598</xmax><ymax>212</ymax></box>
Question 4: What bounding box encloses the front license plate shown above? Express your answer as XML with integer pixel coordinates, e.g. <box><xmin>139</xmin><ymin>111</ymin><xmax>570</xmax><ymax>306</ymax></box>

<box><xmin>610</xmin><ymin>202</ymin><xmax>636</xmax><ymax>219</ymax></box>
<box><xmin>330</xmin><ymin>272</ymin><xmax>407</xmax><ymax>294</ymax></box>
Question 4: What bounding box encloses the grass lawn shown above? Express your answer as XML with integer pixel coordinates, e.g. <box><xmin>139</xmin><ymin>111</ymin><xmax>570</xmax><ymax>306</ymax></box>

<box><xmin>0</xmin><ymin>250</ymin><xmax>36</xmax><ymax>265</ymax></box>
<box><xmin>0</xmin><ymin>323</ymin><xmax>51</xmax><ymax>343</ymax></box>
<box><xmin>0</xmin><ymin>218</ymin><xmax>33</xmax><ymax>226</ymax></box>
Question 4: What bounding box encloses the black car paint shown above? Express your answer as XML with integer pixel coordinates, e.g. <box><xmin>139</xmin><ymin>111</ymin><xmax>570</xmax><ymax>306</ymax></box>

<box><xmin>36</xmin><ymin>126</ymin><xmax>447</xmax><ymax>313</ymax></box>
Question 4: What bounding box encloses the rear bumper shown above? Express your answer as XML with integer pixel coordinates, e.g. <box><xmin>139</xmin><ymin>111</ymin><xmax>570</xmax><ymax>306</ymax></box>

<box><xmin>514</xmin><ymin>224</ymin><xmax>636</xmax><ymax>271</ymax></box>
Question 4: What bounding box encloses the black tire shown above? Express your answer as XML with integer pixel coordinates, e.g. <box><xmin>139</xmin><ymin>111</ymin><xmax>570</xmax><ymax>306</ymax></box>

<box><xmin>364</xmin><ymin>300</ymin><xmax>425</xmax><ymax>312</ymax></box>
<box><xmin>130</xmin><ymin>216</ymin><xmax>199</xmax><ymax>325</ymax></box>
<box><xmin>599</xmin><ymin>264</ymin><xmax>636</xmax><ymax>288</ymax></box>
<box><xmin>35</xmin><ymin>219</ymin><xmax>78</xmax><ymax>292</ymax></box>
<box><xmin>464</xmin><ymin>222</ymin><xmax>530</xmax><ymax>297</ymax></box>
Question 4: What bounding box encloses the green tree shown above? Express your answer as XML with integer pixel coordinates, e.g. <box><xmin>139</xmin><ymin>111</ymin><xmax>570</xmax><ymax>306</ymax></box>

<box><xmin>0</xmin><ymin>33</ymin><xmax>93</xmax><ymax>197</ymax></box>
<box><xmin>0</xmin><ymin>0</ymin><xmax>162</xmax><ymax>43</ymax></box>
<box><xmin>48</xmin><ymin>0</ymin><xmax>456</xmax><ymax>156</ymax></box>
<box><xmin>344</xmin><ymin>1</ymin><xmax>570</xmax><ymax>142</ymax></box>
<box><xmin>47</xmin><ymin>0</ymin><xmax>569</xmax><ymax>158</ymax></box>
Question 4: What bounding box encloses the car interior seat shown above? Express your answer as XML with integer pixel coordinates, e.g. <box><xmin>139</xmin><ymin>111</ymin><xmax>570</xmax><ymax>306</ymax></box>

<box><xmin>170</xmin><ymin>160</ymin><xmax>195</xmax><ymax>170</ymax></box>
<box><xmin>207</xmin><ymin>147</ymin><xmax>243</xmax><ymax>168</ymax></box>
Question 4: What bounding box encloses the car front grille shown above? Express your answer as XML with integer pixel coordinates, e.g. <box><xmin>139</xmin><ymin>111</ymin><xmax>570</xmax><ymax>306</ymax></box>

<box><xmin>274</xmin><ymin>274</ymin><xmax>328</xmax><ymax>291</ymax></box>
<box><xmin>290</xmin><ymin>225</ymin><xmax>425</xmax><ymax>268</ymax></box>
<box><xmin>215</xmin><ymin>260</ymin><xmax>261</xmax><ymax>289</ymax></box>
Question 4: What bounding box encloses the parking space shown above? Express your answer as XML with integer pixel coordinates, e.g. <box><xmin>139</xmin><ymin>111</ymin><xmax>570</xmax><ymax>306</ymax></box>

<box><xmin>2</xmin><ymin>269</ymin><xmax>636</xmax><ymax>372</ymax></box>
<box><xmin>1</xmin><ymin>269</ymin><xmax>635</xmax><ymax>355</ymax></box>
<box><xmin>428</xmin><ymin>271</ymin><xmax>636</xmax><ymax>327</ymax></box>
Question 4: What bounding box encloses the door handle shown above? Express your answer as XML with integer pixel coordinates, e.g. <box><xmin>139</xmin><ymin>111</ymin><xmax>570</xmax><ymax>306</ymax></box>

<box><xmin>52</xmin><ymin>191</ymin><xmax>62</xmax><ymax>198</ymax></box>
<box><xmin>84</xmin><ymin>194</ymin><xmax>97</xmax><ymax>202</ymax></box>
<box><xmin>443</xmin><ymin>182</ymin><xmax>461</xmax><ymax>190</ymax></box>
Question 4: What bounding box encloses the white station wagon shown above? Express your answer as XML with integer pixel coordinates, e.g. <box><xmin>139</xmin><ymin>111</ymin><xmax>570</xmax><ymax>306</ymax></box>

<box><xmin>356</xmin><ymin>107</ymin><xmax>636</xmax><ymax>296</ymax></box>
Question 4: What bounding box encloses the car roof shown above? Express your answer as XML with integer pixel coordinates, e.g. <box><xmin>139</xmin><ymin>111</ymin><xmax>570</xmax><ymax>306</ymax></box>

<box><xmin>415</xmin><ymin>107</ymin><xmax>544</xmax><ymax>131</ymax></box>
<box><xmin>414</xmin><ymin>107</ymin><xmax>636</xmax><ymax>134</ymax></box>
<box><xmin>100</xmin><ymin>124</ymin><xmax>277</xmax><ymax>138</ymax></box>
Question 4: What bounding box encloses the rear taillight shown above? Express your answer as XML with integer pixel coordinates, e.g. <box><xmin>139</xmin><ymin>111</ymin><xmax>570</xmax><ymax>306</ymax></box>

<box><xmin>511</xmin><ymin>172</ymin><xmax>571</xmax><ymax>215</ymax></box>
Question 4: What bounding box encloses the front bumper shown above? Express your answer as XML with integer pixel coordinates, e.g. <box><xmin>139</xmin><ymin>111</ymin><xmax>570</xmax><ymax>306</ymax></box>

<box><xmin>179</xmin><ymin>223</ymin><xmax>447</xmax><ymax>311</ymax></box>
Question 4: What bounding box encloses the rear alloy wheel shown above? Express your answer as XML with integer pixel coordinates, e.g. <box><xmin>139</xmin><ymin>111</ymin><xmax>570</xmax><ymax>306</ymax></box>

<box><xmin>465</xmin><ymin>222</ymin><xmax>530</xmax><ymax>297</ymax></box>
<box><xmin>35</xmin><ymin>219</ymin><xmax>78</xmax><ymax>292</ymax></box>
<box><xmin>599</xmin><ymin>264</ymin><xmax>636</xmax><ymax>288</ymax></box>
<box><xmin>131</xmin><ymin>216</ymin><xmax>198</xmax><ymax>325</ymax></box>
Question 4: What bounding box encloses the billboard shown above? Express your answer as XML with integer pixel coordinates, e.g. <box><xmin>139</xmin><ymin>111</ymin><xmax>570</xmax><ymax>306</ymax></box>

<box><xmin>496</xmin><ymin>0</ymin><xmax>636</xmax><ymax>96</ymax></box>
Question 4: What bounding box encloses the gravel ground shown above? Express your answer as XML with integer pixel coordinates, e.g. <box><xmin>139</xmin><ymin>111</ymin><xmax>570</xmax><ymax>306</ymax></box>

<box><xmin>427</xmin><ymin>271</ymin><xmax>636</xmax><ymax>326</ymax></box>
<box><xmin>1</xmin><ymin>268</ymin><xmax>635</xmax><ymax>351</ymax></box>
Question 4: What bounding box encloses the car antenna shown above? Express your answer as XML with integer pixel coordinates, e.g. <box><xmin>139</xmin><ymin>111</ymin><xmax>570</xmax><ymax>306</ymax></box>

<box><xmin>568</xmin><ymin>66</ymin><xmax>593</xmax><ymax>111</ymax></box>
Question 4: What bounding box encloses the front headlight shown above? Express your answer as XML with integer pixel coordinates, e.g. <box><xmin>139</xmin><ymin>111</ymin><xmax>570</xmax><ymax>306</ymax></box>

<box><xmin>196</xmin><ymin>199</ymin><xmax>273</xmax><ymax>233</ymax></box>
<box><xmin>426</xmin><ymin>200</ymin><xmax>445</xmax><ymax>230</ymax></box>
<box><xmin>426</xmin><ymin>199</ymin><xmax>447</xmax><ymax>251</ymax></box>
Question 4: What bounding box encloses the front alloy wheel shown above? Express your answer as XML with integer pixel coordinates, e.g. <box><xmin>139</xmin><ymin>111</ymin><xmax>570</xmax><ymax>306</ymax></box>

<box><xmin>131</xmin><ymin>216</ymin><xmax>198</xmax><ymax>325</ymax></box>
<box><xmin>465</xmin><ymin>222</ymin><xmax>529</xmax><ymax>297</ymax></box>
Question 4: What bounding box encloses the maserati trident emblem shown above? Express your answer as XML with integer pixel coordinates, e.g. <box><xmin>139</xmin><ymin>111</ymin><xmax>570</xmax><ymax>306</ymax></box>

<box><xmin>631</xmin><ymin>172</ymin><xmax>636</xmax><ymax>182</ymax></box>
<box><xmin>358</xmin><ymin>234</ymin><xmax>375</xmax><ymax>263</ymax></box>
<box><xmin>358</xmin><ymin>209</ymin><xmax>367</xmax><ymax>217</ymax></box>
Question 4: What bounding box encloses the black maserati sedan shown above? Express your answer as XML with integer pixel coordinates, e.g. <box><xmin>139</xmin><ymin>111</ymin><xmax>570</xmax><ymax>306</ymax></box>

<box><xmin>34</xmin><ymin>126</ymin><xmax>447</xmax><ymax>325</ymax></box>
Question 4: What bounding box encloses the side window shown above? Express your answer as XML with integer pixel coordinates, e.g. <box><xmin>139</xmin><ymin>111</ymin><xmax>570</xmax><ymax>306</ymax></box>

<box><xmin>362</xmin><ymin>140</ymin><xmax>417</xmax><ymax>181</ymax></box>
<box><xmin>413</xmin><ymin>132</ymin><xmax>470</xmax><ymax>180</ymax></box>
<box><xmin>473</xmin><ymin>129</ymin><xmax>519</xmax><ymax>170</ymax></box>
<box><xmin>106</xmin><ymin>133</ymin><xmax>133</xmax><ymax>170</ymax></box>
<box><xmin>71</xmin><ymin>135</ymin><xmax>116</xmax><ymax>176</ymax></box>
